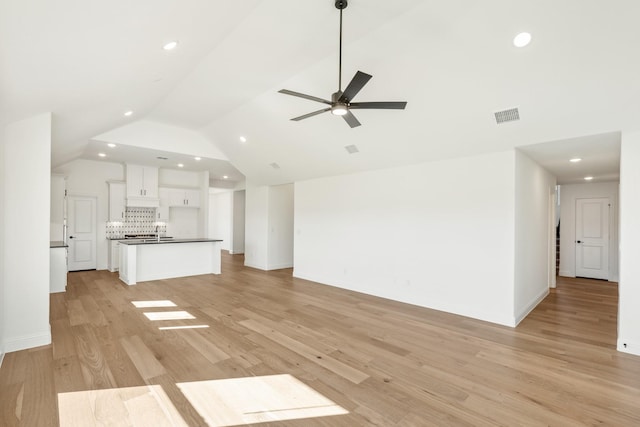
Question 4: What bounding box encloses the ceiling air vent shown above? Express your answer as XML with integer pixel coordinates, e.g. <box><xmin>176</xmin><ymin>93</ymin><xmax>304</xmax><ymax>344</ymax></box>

<box><xmin>270</xmin><ymin>162</ymin><xmax>281</xmax><ymax>169</ymax></box>
<box><xmin>494</xmin><ymin>107</ymin><xmax>520</xmax><ymax>124</ymax></box>
<box><xmin>345</xmin><ymin>144</ymin><xmax>359</xmax><ymax>154</ymax></box>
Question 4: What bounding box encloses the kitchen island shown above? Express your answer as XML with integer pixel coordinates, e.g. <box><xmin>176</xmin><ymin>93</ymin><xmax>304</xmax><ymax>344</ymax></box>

<box><xmin>118</xmin><ymin>238</ymin><xmax>223</xmax><ymax>285</ymax></box>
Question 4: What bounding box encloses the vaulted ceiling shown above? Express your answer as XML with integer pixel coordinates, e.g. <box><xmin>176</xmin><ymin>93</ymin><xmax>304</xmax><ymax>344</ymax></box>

<box><xmin>1</xmin><ymin>0</ymin><xmax>635</xmax><ymax>185</ymax></box>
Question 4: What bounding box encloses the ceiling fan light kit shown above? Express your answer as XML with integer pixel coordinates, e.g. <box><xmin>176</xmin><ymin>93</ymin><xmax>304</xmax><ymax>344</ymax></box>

<box><xmin>279</xmin><ymin>0</ymin><xmax>407</xmax><ymax>128</ymax></box>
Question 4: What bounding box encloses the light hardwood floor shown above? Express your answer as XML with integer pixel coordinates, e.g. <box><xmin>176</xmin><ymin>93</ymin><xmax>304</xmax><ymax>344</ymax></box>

<box><xmin>1</xmin><ymin>253</ymin><xmax>640</xmax><ymax>426</ymax></box>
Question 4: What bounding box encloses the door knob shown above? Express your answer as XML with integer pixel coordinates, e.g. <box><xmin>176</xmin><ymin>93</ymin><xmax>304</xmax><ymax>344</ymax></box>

<box><xmin>69</xmin><ymin>236</ymin><xmax>75</xmax><ymax>239</ymax></box>
<box><xmin>576</xmin><ymin>240</ymin><xmax>582</xmax><ymax>243</ymax></box>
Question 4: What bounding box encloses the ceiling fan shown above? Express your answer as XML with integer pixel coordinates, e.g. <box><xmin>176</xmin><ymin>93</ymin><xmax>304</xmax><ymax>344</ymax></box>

<box><xmin>279</xmin><ymin>0</ymin><xmax>407</xmax><ymax>128</ymax></box>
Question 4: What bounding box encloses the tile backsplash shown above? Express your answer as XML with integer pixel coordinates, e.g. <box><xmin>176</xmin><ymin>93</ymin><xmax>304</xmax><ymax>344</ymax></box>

<box><xmin>106</xmin><ymin>207</ymin><xmax>167</xmax><ymax>238</ymax></box>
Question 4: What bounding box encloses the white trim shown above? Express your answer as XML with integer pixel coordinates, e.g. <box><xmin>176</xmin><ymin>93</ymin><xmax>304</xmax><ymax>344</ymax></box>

<box><xmin>244</xmin><ymin>261</ymin><xmax>268</xmax><ymax>271</ymax></box>
<box><xmin>558</xmin><ymin>270</ymin><xmax>574</xmax><ymax>278</ymax></box>
<box><xmin>514</xmin><ymin>287</ymin><xmax>549</xmax><ymax>326</ymax></box>
<box><xmin>0</xmin><ymin>350</ymin><xmax>5</xmax><ymax>369</ymax></box>
<box><xmin>293</xmin><ymin>269</ymin><xmax>516</xmax><ymax>327</ymax></box>
<box><xmin>617</xmin><ymin>338</ymin><xmax>640</xmax><ymax>356</ymax></box>
<box><xmin>4</xmin><ymin>328</ymin><xmax>51</xmax><ymax>353</ymax></box>
<box><xmin>267</xmin><ymin>262</ymin><xmax>293</xmax><ymax>271</ymax></box>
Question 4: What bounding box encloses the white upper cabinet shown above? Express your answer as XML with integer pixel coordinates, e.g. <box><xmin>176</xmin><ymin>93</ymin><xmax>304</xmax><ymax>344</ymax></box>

<box><xmin>126</xmin><ymin>165</ymin><xmax>159</xmax><ymax>206</ymax></box>
<box><xmin>168</xmin><ymin>188</ymin><xmax>200</xmax><ymax>208</ymax></box>
<box><xmin>108</xmin><ymin>181</ymin><xmax>126</xmax><ymax>221</ymax></box>
<box><xmin>157</xmin><ymin>187</ymin><xmax>171</xmax><ymax>221</ymax></box>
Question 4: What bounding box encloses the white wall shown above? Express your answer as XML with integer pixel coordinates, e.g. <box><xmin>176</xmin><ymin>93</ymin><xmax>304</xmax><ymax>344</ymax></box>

<box><xmin>232</xmin><ymin>190</ymin><xmax>246</xmax><ymax>254</ymax></box>
<box><xmin>558</xmin><ymin>182</ymin><xmax>619</xmax><ymax>281</ymax></box>
<box><xmin>268</xmin><ymin>184</ymin><xmax>294</xmax><ymax>269</ymax></box>
<box><xmin>210</xmin><ymin>191</ymin><xmax>232</xmax><ymax>251</ymax></box>
<box><xmin>54</xmin><ymin>159</ymin><xmax>125</xmax><ymax>269</ymax></box>
<box><xmin>618</xmin><ymin>131</ymin><xmax>640</xmax><ymax>356</ymax></box>
<box><xmin>0</xmin><ymin>125</ymin><xmax>6</xmax><ymax>363</ymax></box>
<box><xmin>514</xmin><ymin>150</ymin><xmax>556</xmax><ymax>324</ymax></box>
<box><xmin>94</xmin><ymin>120</ymin><xmax>228</xmax><ymax>160</ymax></box>
<box><xmin>50</xmin><ymin>174</ymin><xmax>66</xmax><ymax>241</ymax></box>
<box><xmin>167</xmin><ymin>208</ymin><xmax>200</xmax><ymax>239</ymax></box>
<box><xmin>244</xmin><ymin>184</ymin><xmax>269</xmax><ymax>270</ymax></box>
<box><xmin>3</xmin><ymin>113</ymin><xmax>52</xmax><ymax>352</ymax></box>
<box><xmin>294</xmin><ymin>151</ymin><xmax>517</xmax><ymax>326</ymax></box>
<box><xmin>159</xmin><ymin>169</ymin><xmax>201</xmax><ymax>187</ymax></box>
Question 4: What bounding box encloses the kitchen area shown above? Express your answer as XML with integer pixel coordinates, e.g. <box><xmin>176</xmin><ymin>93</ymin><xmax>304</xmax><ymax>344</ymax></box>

<box><xmin>50</xmin><ymin>154</ymin><xmax>245</xmax><ymax>291</ymax></box>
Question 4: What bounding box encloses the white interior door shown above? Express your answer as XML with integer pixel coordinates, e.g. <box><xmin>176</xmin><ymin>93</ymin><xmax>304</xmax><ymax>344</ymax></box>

<box><xmin>68</xmin><ymin>195</ymin><xmax>97</xmax><ymax>271</ymax></box>
<box><xmin>575</xmin><ymin>197</ymin><xmax>609</xmax><ymax>280</ymax></box>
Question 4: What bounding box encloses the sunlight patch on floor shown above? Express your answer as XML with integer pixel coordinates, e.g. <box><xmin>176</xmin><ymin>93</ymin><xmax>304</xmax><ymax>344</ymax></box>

<box><xmin>132</xmin><ymin>300</ymin><xmax>177</xmax><ymax>308</ymax></box>
<box><xmin>159</xmin><ymin>325</ymin><xmax>210</xmax><ymax>330</ymax></box>
<box><xmin>58</xmin><ymin>385</ymin><xmax>188</xmax><ymax>427</ymax></box>
<box><xmin>177</xmin><ymin>374</ymin><xmax>348</xmax><ymax>426</ymax></box>
<box><xmin>144</xmin><ymin>311</ymin><xmax>196</xmax><ymax>321</ymax></box>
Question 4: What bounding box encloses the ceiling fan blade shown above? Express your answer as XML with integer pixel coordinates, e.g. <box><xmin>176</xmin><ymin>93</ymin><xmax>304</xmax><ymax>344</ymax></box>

<box><xmin>338</xmin><ymin>71</ymin><xmax>372</xmax><ymax>103</ymax></box>
<box><xmin>342</xmin><ymin>110</ymin><xmax>361</xmax><ymax>128</ymax></box>
<box><xmin>291</xmin><ymin>108</ymin><xmax>332</xmax><ymax>121</ymax></box>
<box><xmin>349</xmin><ymin>101</ymin><xmax>407</xmax><ymax>110</ymax></box>
<box><xmin>279</xmin><ymin>89</ymin><xmax>331</xmax><ymax>105</ymax></box>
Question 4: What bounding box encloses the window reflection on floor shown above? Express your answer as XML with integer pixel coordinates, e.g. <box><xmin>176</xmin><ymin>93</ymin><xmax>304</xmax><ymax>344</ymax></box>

<box><xmin>58</xmin><ymin>385</ymin><xmax>188</xmax><ymax>427</ymax></box>
<box><xmin>131</xmin><ymin>300</ymin><xmax>177</xmax><ymax>308</ymax></box>
<box><xmin>159</xmin><ymin>324</ymin><xmax>210</xmax><ymax>330</ymax></box>
<box><xmin>177</xmin><ymin>374</ymin><xmax>348</xmax><ymax>426</ymax></box>
<box><xmin>143</xmin><ymin>311</ymin><xmax>196</xmax><ymax>321</ymax></box>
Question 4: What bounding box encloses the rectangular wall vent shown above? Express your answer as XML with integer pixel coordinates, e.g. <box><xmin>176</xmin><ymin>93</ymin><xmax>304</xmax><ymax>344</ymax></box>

<box><xmin>345</xmin><ymin>144</ymin><xmax>359</xmax><ymax>154</ymax></box>
<box><xmin>494</xmin><ymin>107</ymin><xmax>520</xmax><ymax>124</ymax></box>
<box><xmin>270</xmin><ymin>162</ymin><xmax>281</xmax><ymax>169</ymax></box>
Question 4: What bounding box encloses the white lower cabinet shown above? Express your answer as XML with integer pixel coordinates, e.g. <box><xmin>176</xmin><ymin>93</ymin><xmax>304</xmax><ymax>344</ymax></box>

<box><xmin>108</xmin><ymin>240</ymin><xmax>121</xmax><ymax>272</ymax></box>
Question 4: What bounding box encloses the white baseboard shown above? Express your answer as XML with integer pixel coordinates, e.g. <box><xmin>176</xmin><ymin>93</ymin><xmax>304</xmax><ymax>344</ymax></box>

<box><xmin>618</xmin><ymin>338</ymin><xmax>640</xmax><ymax>356</ymax></box>
<box><xmin>4</xmin><ymin>329</ymin><xmax>51</xmax><ymax>353</ymax></box>
<box><xmin>228</xmin><ymin>250</ymin><xmax>244</xmax><ymax>255</ymax></box>
<box><xmin>244</xmin><ymin>261</ymin><xmax>268</xmax><ymax>271</ymax></box>
<box><xmin>0</xmin><ymin>350</ymin><xmax>5</xmax><ymax>369</ymax></box>
<box><xmin>514</xmin><ymin>288</ymin><xmax>550</xmax><ymax>326</ymax></box>
<box><xmin>267</xmin><ymin>262</ymin><xmax>293</xmax><ymax>271</ymax></box>
<box><xmin>558</xmin><ymin>270</ymin><xmax>574</xmax><ymax>278</ymax></box>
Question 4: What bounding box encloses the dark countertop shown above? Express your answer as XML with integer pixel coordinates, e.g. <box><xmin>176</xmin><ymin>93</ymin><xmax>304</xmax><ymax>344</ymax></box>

<box><xmin>118</xmin><ymin>238</ymin><xmax>223</xmax><ymax>246</ymax></box>
<box><xmin>50</xmin><ymin>241</ymin><xmax>68</xmax><ymax>248</ymax></box>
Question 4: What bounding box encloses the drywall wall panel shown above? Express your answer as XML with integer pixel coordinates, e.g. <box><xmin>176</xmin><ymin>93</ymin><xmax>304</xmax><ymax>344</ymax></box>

<box><xmin>267</xmin><ymin>184</ymin><xmax>294</xmax><ymax>270</ymax></box>
<box><xmin>232</xmin><ymin>190</ymin><xmax>246</xmax><ymax>254</ymax></box>
<box><xmin>244</xmin><ymin>184</ymin><xmax>269</xmax><ymax>270</ymax></box>
<box><xmin>618</xmin><ymin>131</ymin><xmax>640</xmax><ymax>356</ymax></box>
<box><xmin>294</xmin><ymin>150</ymin><xmax>516</xmax><ymax>326</ymax></box>
<box><xmin>3</xmin><ymin>113</ymin><xmax>52</xmax><ymax>351</ymax></box>
<box><xmin>514</xmin><ymin>150</ymin><xmax>556</xmax><ymax>324</ymax></box>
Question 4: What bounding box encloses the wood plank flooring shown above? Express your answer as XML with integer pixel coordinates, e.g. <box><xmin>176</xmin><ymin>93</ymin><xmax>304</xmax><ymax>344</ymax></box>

<box><xmin>2</xmin><ymin>254</ymin><xmax>640</xmax><ymax>426</ymax></box>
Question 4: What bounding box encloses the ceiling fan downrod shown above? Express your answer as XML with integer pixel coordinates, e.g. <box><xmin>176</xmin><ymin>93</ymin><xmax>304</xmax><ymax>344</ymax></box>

<box><xmin>277</xmin><ymin>0</ymin><xmax>407</xmax><ymax>128</ymax></box>
<box><xmin>336</xmin><ymin>0</ymin><xmax>348</xmax><ymax>92</ymax></box>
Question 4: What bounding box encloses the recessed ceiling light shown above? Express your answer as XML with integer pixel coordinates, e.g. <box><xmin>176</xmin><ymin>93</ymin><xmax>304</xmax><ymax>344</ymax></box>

<box><xmin>194</xmin><ymin>157</ymin><xmax>201</xmax><ymax>161</ymax></box>
<box><xmin>239</xmin><ymin>136</ymin><xmax>247</xmax><ymax>143</ymax></box>
<box><xmin>107</xmin><ymin>143</ymin><xmax>116</xmax><ymax>148</ymax></box>
<box><xmin>513</xmin><ymin>32</ymin><xmax>532</xmax><ymax>48</ymax></box>
<box><xmin>177</xmin><ymin>163</ymin><xmax>184</xmax><ymax>168</ymax></box>
<box><xmin>569</xmin><ymin>158</ymin><xmax>582</xmax><ymax>163</ymax></box>
<box><xmin>584</xmin><ymin>176</ymin><xmax>594</xmax><ymax>181</ymax></box>
<box><xmin>223</xmin><ymin>175</ymin><xmax>228</xmax><ymax>179</ymax></box>
<box><xmin>163</xmin><ymin>41</ymin><xmax>178</xmax><ymax>51</ymax></box>
<box><xmin>124</xmin><ymin>110</ymin><xmax>133</xmax><ymax>117</ymax></box>
<box><xmin>98</xmin><ymin>153</ymin><xmax>106</xmax><ymax>157</ymax></box>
